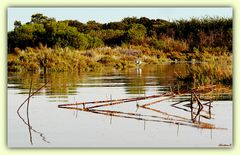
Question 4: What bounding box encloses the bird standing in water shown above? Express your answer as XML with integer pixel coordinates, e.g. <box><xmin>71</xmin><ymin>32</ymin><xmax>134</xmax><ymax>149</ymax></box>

<box><xmin>135</xmin><ymin>56</ymin><xmax>142</xmax><ymax>75</ymax></box>
<box><xmin>135</xmin><ymin>57</ymin><xmax>142</xmax><ymax>66</ymax></box>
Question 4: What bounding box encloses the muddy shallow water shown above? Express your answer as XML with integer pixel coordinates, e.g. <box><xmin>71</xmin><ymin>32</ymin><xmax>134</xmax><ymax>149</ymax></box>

<box><xmin>7</xmin><ymin>64</ymin><xmax>232</xmax><ymax>147</ymax></box>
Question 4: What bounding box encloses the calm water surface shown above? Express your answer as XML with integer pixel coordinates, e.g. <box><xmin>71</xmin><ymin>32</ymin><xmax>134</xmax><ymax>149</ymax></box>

<box><xmin>8</xmin><ymin>64</ymin><xmax>232</xmax><ymax>147</ymax></box>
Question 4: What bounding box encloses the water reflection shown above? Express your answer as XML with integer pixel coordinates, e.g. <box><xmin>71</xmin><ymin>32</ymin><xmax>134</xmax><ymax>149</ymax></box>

<box><xmin>8</xmin><ymin>64</ymin><xmax>186</xmax><ymax>99</ymax></box>
<box><xmin>8</xmin><ymin>63</ymin><xmax>232</xmax><ymax>147</ymax></box>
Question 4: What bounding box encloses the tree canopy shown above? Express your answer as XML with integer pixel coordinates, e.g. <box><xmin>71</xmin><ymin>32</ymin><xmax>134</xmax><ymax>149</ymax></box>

<box><xmin>8</xmin><ymin>13</ymin><xmax>232</xmax><ymax>54</ymax></box>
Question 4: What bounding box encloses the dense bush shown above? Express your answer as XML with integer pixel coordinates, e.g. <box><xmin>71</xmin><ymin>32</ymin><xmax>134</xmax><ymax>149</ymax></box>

<box><xmin>8</xmin><ymin>13</ymin><xmax>232</xmax><ymax>56</ymax></box>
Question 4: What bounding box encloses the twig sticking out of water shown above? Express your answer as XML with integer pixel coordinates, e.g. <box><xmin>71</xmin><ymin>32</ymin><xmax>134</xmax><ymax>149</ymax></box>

<box><xmin>17</xmin><ymin>82</ymin><xmax>48</xmax><ymax>113</ymax></box>
<box><xmin>16</xmin><ymin>81</ymin><xmax>50</xmax><ymax>144</ymax></box>
<box><xmin>171</xmin><ymin>99</ymin><xmax>214</xmax><ymax>118</ymax></box>
<box><xmin>27</xmin><ymin>78</ymin><xmax>33</xmax><ymax>145</ymax></box>
<box><xmin>192</xmin><ymin>92</ymin><xmax>204</xmax><ymax>122</ymax></box>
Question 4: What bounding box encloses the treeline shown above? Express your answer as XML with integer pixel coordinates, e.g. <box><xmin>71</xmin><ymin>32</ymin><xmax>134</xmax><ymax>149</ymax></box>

<box><xmin>8</xmin><ymin>13</ymin><xmax>232</xmax><ymax>54</ymax></box>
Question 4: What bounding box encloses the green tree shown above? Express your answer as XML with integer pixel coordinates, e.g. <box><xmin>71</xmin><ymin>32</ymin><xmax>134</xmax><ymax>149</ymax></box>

<box><xmin>122</xmin><ymin>17</ymin><xmax>139</xmax><ymax>25</ymax></box>
<box><xmin>8</xmin><ymin>23</ymin><xmax>46</xmax><ymax>51</ymax></box>
<box><xmin>14</xmin><ymin>20</ymin><xmax>22</xmax><ymax>29</ymax></box>
<box><xmin>86</xmin><ymin>20</ymin><xmax>102</xmax><ymax>31</ymax></box>
<box><xmin>88</xmin><ymin>29</ymin><xmax>125</xmax><ymax>46</ymax></box>
<box><xmin>66</xmin><ymin>20</ymin><xmax>87</xmax><ymax>32</ymax></box>
<box><xmin>103</xmin><ymin>21</ymin><xmax>128</xmax><ymax>30</ymax></box>
<box><xmin>31</xmin><ymin>13</ymin><xmax>48</xmax><ymax>23</ymax></box>
<box><xmin>126</xmin><ymin>24</ymin><xmax>147</xmax><ymax>45</ymax></box>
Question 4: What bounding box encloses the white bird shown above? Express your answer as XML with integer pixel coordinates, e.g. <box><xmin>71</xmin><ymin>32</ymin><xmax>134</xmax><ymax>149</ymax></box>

<box><xmin>135</xmin><ymin>57</ymin><xmax>142</xmax><ymax>65</ymax></box>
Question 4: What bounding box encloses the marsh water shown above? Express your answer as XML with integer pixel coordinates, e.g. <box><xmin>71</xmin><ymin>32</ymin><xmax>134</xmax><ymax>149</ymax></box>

<box><xmin>8</xmin><ymin>63</ymin><xmax>232</xmax><ymax>147</ymax></box>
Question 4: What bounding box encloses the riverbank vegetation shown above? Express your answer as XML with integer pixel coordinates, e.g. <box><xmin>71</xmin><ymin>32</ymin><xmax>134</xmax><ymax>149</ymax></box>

<box><xmin>8</xmin><ymin>13</ymin><xmax>232</xmax><ymax>87</ymax></box>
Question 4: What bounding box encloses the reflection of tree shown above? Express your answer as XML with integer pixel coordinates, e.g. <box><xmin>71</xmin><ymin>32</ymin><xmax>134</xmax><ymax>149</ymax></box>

<box><xmin>123</xmin><ymin>64</ymin><xmax>187</xmax><ymax>95</ymax></box>
<box><xmin>8</xmin><ymin>63</ymin><xmax>210</xmax><ymax>99</ymax></box>
<box><xmin>8</xmin><ymin>72</ymin><xmax>42</xmax><ymax>91</ymax></box>
<box><xmin>124</xmin><ymin>70</ymin><xmax>146</xmax><ymax>94</ymax></box>
<box><xmin>8</xmin><ymin>72</ymin><xmax>86</xmax><ymax>98</ymax></box>
<box><xmin>45</xmin><ymin>72</ymin><xmax>80</xmax><ymax>96</ymax></box>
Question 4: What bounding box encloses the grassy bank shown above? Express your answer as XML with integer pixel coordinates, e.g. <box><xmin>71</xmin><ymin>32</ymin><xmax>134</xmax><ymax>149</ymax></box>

<box><xmin>7</xmin><ymin>45</ymin><xmax>165</xmax><ymax>72</ymax></box>
<box><xmin>8</xmin><ymin>46</ymin><xmax>136</xmax><ymax>72</ymax></box>
<box><xmin>174</xmin><ymin>62</ymin><xmax>232</xmax><ymax>97</ymax></box>
<box><xmin>8</xmin><ymin>45</ymin><xmax>232</xmax><ymax>97</ymax></box>
<box><xmin>8</xmin><ymin>45</ymin><xmax>231</xmax><ymax>72</ymax></box>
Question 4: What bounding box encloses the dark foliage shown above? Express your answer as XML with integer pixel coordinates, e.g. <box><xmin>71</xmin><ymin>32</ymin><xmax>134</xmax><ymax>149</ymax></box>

<box><xmin>8</xmin><ymin>13</ymin><xmax>232</xmax><ymax>55</ymax></box>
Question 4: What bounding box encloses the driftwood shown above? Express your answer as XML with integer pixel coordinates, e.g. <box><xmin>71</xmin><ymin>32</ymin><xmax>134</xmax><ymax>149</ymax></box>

<box><xmin>140</xmin><ymin>96</ymin><xmax>174</xmax><ymax>107</ymax></box>
<box><xmin>58</xmin><ymin>85</ymin><xmax>219</xmax><ymax>129</ymax></box>
<box><xmin>139</xmin><ymin>105</ymin><xmax>190</xmax><ymax>122</ymax></box>
<box><xmin>58</xmin><ymin>92</ymin><xmax>172</xmax><ymax>108</ymax></box>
